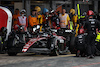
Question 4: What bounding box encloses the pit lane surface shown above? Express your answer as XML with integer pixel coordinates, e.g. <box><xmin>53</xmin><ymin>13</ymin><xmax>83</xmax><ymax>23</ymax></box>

<box><xmin>0</xmin><ymin>53</ymin><xmax>100</xmax><ymax>67</ymax></box>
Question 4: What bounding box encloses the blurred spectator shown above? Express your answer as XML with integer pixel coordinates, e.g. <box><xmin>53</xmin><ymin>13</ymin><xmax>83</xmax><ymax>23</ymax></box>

<box><xmin>17</xmin><ymin>9</ymin><xmax>28</xmax><ymax>31</ymax></box>
<box><xmin>59</xmin><ymin>9</ymin><xmax>70</xmax><ymax>28</ymax></box>
<box><xmin>42</xmin><ymin>8</ymin><xmax>50</xmax><ymax>27</ymax></box>
<box><xmin>28</xmin><ymin>10</ymin><xmax>37</xmax><ymax>27</ymax></box>
<box><xmin>35</xmin><ymin>6</ymin><xmax>43</xmax><ymax>31</ymax></box>
<box><xmin>12</xmin><ymin>8</ymin><xmax>20</xmax><ymax>26</ymax></box>
<box><xmin>69</xmin><ymin>9</ymin><xmax>78</xmax><ymax>30</ymax></box>
<box><xmin>51</xmin><ymin>10</ymin><xmax>60</xmax><ymax>29</ymax></box>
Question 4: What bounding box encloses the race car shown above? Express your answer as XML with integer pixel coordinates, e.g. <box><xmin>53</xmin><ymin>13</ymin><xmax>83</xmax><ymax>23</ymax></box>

<box><xmin>7</xmin><ymin>25</ymin><xmax>69</xmax><ymax>56</ymax></box>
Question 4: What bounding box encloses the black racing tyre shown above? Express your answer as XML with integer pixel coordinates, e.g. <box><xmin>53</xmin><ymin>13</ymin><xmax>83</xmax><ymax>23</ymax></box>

<box><xmin>8</xmin><ymin>52</ymin><xmax>17</xmax><ymax>56</ymax></box>
<box><xmin>0</xmin><ymin>45</ymin><xmax>4</xmax><ymax>54</ymax></box>
<box><xmin>7</xmin><ymin>36</ymin><xmax>18</xmax><ymax>48</ymax></box>
<box><xmin>7</xmin><ymin>37</ymin><xmax>19</xmax><ymax>56</ymax></box>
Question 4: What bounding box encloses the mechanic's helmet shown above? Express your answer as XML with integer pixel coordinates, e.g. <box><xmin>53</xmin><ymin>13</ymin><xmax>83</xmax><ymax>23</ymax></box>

<box><xmin>70</xmin><ymin>9</ymin><xmax>75</xmax><ymax>15</ymax></box>
<box><xmin>43</xmin><ymin>8</ymin><xmax>49</xmax><ymax>14</ymax></box>
<box><xmin>1</xmin><ymin>27</ymin><xmax>7</xmax><ymax>34</ymax></box>
<box><xmin>87</xmin><ymin>10</ymin><xmax>94</xmax><ymax>16</ymax></box>
<box><xmin>78</xmin><ymin>28</ymin><xmax>84</xmax><ymax>34</ymax></box>
<box><xmin>13</xmin><ymin>24</ymin><xmax>19</xmax><ymax>30</ymax></box>
<box><xmin>20</xmin><ymin>9</ymin><xmax>26</xmax><ymax>14</ymax></box>
<box><xmin>35</xmin><ymin>6</ymin><xmax>41</xmax><ymax>12</ymax></box>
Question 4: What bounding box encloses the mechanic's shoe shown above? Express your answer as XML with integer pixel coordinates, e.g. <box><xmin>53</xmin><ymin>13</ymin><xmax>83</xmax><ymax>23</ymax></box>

<box><xmin>87</xmin><ymin>56</ymin><xmax>91</xmax><ymax>59</ymax></box>
<box><xmin>0</xmin><ymin>50</ymin><xmax>6</xmax><ymax>54</ymax></box>
<box><xmin>90</xmin><ymin>55</ymin><xmax>95</xmax><ymax>58</ymax></box>
<box><xmin>87</xmin><ymin>55</ymin><xmax>94</xmax><ymax>59</ymax></box>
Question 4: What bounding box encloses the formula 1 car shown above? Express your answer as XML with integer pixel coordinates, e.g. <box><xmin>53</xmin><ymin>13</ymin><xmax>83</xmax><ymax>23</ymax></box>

<box><xmin>7</xmin><ymin>24</ymin><xmax>68</xmax><ymax>56</ymax></box>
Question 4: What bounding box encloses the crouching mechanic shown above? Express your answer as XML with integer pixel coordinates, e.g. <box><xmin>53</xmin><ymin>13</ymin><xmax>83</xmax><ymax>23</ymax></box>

<box><xmin>84</xmin><ymin>10</ymin><xmax>100</xmax><ymax>59</ymax></box>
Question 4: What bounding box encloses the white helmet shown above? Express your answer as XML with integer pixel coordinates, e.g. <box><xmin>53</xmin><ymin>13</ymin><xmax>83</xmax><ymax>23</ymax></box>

<box><xmin>20</xmin><ymin>9</ymin><xmax>26</xmax><ymax>14</ymax></box>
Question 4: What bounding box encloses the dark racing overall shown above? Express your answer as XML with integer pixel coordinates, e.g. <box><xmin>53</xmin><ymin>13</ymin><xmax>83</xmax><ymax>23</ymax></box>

<box><xmin>84</xmin><ymin>10</ymin><xmax>100</xmax><ymax>58</ymax></box>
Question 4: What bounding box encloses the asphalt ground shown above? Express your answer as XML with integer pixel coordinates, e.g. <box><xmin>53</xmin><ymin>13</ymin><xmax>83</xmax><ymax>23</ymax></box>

<box><xmin>0</xmin><ymin>53</ymin><xmax>100</xmax><ymax>67</ymax></box>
